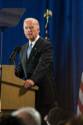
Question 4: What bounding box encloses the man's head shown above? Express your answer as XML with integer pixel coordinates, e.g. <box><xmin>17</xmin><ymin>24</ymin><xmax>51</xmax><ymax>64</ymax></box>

<box><xmin>23</xmin><ymin>18</ymin><xmax>40</xmax><ymax>41</ymax></box>
<box><xmin>0</xmin><ymin>115</ymin><xmax>24</xmax><ymax>125</ymax></box>
<box><xmin>11</xmin><ymin>107</ymin><xmax>41</xmax><ymax>125</ymax></box>
<box><xmin>44</xmin><ymin>107</ymin><xmax>73</xmax><ymax>125</ymax></box>
<box><xmin>66</xmin><ymin>115</ymin><xmax>83</xmax><ymax>125</ymax></box>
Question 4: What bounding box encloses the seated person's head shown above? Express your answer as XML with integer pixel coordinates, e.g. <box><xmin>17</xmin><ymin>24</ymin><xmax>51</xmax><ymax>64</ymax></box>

<box><xmin>44</xmin><ymin>107</ymin><xmax>74</xmax><ymax>125</ymax></box>
<box><xmin>11</xmin><ymin>107</ymin><xmax>41</xmax><ymax>125</ymax></box>
<box><xmin>0</xmin><ymin>115</ymin><xmax>24</xmax><ymax>125</ymax></box>
<box><xmin>65</xmin><ymin>115</ymin><xmax>83</xmax><ymax>125</ymax></box>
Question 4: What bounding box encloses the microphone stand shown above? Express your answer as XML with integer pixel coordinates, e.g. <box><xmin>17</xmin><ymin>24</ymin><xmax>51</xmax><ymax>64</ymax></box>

<box><xmin>9</xmin><ymin>46</ymin><xmax>21</xmax><ymax>65</ymax></box>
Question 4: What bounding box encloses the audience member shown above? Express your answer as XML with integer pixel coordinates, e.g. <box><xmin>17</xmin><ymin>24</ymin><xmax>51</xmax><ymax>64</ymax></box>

<box><xmin>11</xmin><ymin>107</ymin><xmax>41</xmax><ymax>125</ymax></box>
<box><xmin>44</xmin><ymin>107</ymin><xmax>74</xmax><ymax>125</ymax></box>
<box><xmin>0</xmin><ymin>115</ymin><xmax>24</xmax><ymax>125</ymax></box>
<box><xmin>65</xmin><ymin>114</ymin><xmax>83</xmax><ymax>125</ymax></box>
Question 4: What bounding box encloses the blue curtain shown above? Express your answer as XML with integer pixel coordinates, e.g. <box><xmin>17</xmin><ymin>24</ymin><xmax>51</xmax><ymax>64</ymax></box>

<box><xmin>0</xmin><ymin>0</ymin><xmax>83</xmax><ymax>112</ymax></box>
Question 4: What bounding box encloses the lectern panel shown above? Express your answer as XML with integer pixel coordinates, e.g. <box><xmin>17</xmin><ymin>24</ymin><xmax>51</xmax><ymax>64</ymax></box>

<box><xmin>1</xmin><ymin>83</ymin><xmax>35</xmax><ymax>109</ymax></box>
<box><xmin>1</xmin><ymin>65</ymin><xmax>38</xmax><ymax>110</ymax></box>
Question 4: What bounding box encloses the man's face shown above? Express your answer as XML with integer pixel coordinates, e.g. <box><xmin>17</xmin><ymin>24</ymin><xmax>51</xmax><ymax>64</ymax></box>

<box><xmin>23</xmin><ymin>20</ymin><xmax>39</xmax><ymax>41</ymax></box>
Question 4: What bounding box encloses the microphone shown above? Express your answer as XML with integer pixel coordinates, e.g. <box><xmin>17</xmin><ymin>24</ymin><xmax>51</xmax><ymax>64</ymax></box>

<box><xmin>9</xmin><ymin>46</ymin><xmax>21</xmax><ymax>63</ymax></box>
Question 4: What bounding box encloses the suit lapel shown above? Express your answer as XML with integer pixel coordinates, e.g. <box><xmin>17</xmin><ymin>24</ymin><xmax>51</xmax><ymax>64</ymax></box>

<box><xmin>21</xmin><ymin>43</ymin><xmax>29</xmax><ymax>78</ymax></box>
<box><xmin>29</xmin><ymin>38</ymin><xmax>41</xmax><ymax>59</ymax></box>
<box><xmin>23</xmin><ymin>43</ymin><xmax>29</xmax><ymax>62</ymax></box>
<box><xmin>21</xmin><ymin>37</ymin><xmax>42</xmax><ymax>78</ymax></box>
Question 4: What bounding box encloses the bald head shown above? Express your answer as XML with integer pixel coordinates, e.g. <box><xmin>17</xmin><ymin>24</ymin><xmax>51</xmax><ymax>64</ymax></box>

<box><xmin>11</xmin><ymin>107</ymin><xmax>41</xmax><ymax>125</ymax></box>
<box><xmin>23</xmin><ymin>18</ymin><xmax>40</xmax><ymax>41</ymax></box>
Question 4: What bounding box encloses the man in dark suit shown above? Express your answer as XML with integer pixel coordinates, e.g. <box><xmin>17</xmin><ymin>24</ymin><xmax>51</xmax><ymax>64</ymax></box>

<box><xmin>15</xmin><ymin>18</ymin><xmax>56</xmax><ymax>119</ymax></box>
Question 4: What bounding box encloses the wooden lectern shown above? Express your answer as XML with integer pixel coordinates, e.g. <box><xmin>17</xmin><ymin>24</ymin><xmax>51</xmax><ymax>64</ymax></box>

<box><xmin>1</xmin><ymin>65</ymin><xmax>38</xmax><ymax>111</ymax></box>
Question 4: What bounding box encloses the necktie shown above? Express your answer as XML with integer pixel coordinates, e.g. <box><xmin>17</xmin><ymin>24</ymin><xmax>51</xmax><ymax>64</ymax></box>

<box><xmin>27</xmin><ymin>43</ymin><xmax>32</xmax><ymax>58</ymax></box>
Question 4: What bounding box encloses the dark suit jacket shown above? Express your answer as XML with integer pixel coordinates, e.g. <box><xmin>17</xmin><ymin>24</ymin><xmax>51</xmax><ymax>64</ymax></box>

<box><xmin>15</xmin><ymin>37</ymin><xmax>56</xmax><ymax>108</ymax></box>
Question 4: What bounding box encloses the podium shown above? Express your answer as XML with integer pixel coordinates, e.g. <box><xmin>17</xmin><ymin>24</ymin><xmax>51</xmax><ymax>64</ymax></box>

<box><xmin>1</xmin><ymin>65</ymin><xmax>38</xmax><ymax>111</ymax></box>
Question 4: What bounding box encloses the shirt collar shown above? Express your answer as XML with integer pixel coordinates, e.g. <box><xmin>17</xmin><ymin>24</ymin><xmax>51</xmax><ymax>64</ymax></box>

<box><xmin>29</xmin><ymin>35</ymin><xmax>40</xmax><ymax>48</ymax></box>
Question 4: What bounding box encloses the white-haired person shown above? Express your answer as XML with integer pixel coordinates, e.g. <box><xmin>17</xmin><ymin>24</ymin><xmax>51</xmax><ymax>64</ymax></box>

<box><xmin>11</xmin><ymin>107</ymin><xmax>41</xmax><ymax>125</ymax></box>
<box><xmin>15</xmin><ymin>17</ymin><xmax>57</xmax><ymax>123</ymax></box>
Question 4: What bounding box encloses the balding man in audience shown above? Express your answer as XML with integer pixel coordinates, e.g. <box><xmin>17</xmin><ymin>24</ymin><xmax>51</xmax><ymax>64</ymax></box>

<box><xmin>11</xmin><ymin>107</ymin><xmax>41</xmax><ymax>125</ymax></box>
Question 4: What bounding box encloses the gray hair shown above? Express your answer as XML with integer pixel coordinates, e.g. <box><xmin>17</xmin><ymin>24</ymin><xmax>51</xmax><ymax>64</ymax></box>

<box><xmin>11</xmin><ymin>107</ymin><xmax>41</xmax><ymax>125</ymax></box>
<box><xmin>23</xmin><ymin>18</ymin><xmax>40</xmax><ymax>31</ymax></box>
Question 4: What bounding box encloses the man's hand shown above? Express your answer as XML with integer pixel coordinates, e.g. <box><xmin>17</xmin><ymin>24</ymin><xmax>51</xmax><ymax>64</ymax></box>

<box><xmin>24</xmin><ymin>79</ymin><xmax>35</xmax><ymax>89</ymax></box>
